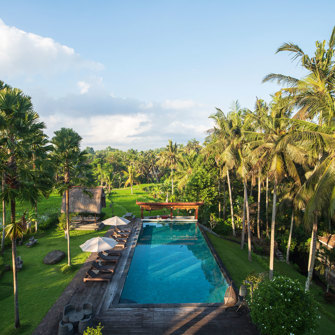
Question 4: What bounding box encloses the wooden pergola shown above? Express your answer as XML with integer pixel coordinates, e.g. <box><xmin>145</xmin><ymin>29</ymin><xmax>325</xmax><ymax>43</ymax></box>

<box><xmin>136</xmin><ymin>201</ymin><xmax>204</xmax><ymax>219</ymax></box>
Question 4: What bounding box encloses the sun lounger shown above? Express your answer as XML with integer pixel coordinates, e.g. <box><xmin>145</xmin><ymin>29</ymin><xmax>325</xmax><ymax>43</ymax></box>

<box><xmin>83</xmin><ymin>269</ymin><xmax>113</xmax><ymax>282</ymax></box>
<box><xmin>98</xmin><ymin>252</ymin><xmax>120</xmax><ymax>263</ymax></box>
<box><xmin>96</xmin><ymin>258</ymin><xmax>118</xmax><ymax>266</ymax></box>
<box><xmin>109</xmin><ymin>233</ymin><xmax>127</xmax><ymax>243</ymax></box>
<box><xmin>92</xmin><ymin>261</ymin><xmax>115</xmax><ymax>273</ymax></box>
<box><xmin>115</xmin><ymin>226</ymin><xmax>131</xmax><ymax>233</ymax></box>
<box><xmin>111</xmin><ymin>231</ymin><xmax>128</xmax><ymax>239</ymax></box>
<box><xmin>102</xmin><ymin>250</ymin><xmax>122</xmax><ymax>256</ymax></box>
<box><xmin>113</xmin><ymin>228</ymin><xmax>129</xmax><ymax>238</ymax></box>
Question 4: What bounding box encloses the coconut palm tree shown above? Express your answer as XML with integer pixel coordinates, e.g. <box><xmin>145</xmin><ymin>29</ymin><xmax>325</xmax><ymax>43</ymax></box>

<box><xmin>157</xmin><ymin>140</ymin><xmax>178</xmax><ymax>197</ymax></box>
<box><xmin>295</xmin><ymin>150</ymin><xmax>335</xmax><ymax>291</ymax></box>
<box><xmin>247</xmin><ymin>95</ymin><xmax>312</xmax><ymax>279</ymax></box>
<box><xmin>263</xmin><ymin>26</ymin><xmax>335</xmax><ymax>127</ymax></box>
<box><xmin>124</xmin><ymin>165</ymin><xmax>138</xmax><ymax>194</ymax></box>
<box><xmin>175</xmin><ymin>151</ymin><xmax>198</xmax><ymax>191</ymax></box>
<box><xmin>207</xmin><ymin>102</ymin><xmax>245</xmax><ymax>236</ymax></box>
<box><xmin>51</xmin><ymin>128</ymin><xmax>87</xmax><ymax>266</ymax></box>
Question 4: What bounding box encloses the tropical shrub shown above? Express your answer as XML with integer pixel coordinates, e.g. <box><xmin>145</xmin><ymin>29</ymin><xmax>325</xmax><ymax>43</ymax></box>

<box><xmin>243</xmin><ymin>272</ymin><xmax>265</xmax><ymax>300</ymax></box>
<box><xmin>249</xmin><ymin>276</ymin><xmax>319</xmax><ymax>335</ymax></box>
<box><xmin>83</xmin><ymin>323</ymin><xmax>104</xmax><ymax>335</ymax></box>
<box><xmin>213</xmin><ymin>219</ymin><xmax>233</xmax><ymax>236</ymax></box>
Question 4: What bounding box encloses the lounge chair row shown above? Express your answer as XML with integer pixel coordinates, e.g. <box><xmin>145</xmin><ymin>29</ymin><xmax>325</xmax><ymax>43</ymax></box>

<box><xmin>83</xmin><ymin>226</ymin><xmax>132</xmax><ymax>283</ymax></box>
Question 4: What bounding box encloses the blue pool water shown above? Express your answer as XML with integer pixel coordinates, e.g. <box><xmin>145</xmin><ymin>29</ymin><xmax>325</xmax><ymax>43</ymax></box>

<box><xmin>120</xmin><ymin>221</ymin><xmax>228</xmax><ymax>304</ymax></box>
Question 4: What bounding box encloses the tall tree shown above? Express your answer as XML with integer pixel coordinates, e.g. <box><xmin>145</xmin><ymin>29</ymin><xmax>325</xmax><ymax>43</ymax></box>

<box><xmin>51</xmin><ymin>128</ymin><xmax>87</xmax><ymax>266</ymax></box>
<box><xmin>157</xmin><ymin>140</ymin><xmax>178</xmax><ymax>197</ymax></box>
<box><xmin>0</xmin><ymin>86</ymin><xmax>47</xmax><ymax>328</ymax></box>
<box><xmin>124</xmin><ymin>165</ymin><xmax>138</xmax><ymax>194</ymax></box>
<box><xmin>264</xmin><ymin>26</ymin><xmax>335</xmax><ymax>127</ymax></box>
<box><xmin>247</xmin><ymin>95</ymin><xmax>310</xmax><ymax>279</ymax></box>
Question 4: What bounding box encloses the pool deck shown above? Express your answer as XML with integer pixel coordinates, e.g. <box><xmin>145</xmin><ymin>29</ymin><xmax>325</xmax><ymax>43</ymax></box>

<box><xmin>33</xmin><ymin>219</ymin><xmax>259</xmax><ymax>335</ymax></box>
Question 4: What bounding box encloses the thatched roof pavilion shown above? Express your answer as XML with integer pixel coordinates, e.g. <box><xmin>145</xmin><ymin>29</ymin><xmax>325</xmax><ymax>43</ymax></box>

<box><xmin>61</xmin><ymin>186</ymin><xmax>106</xmax><ymax>214</ymax></box>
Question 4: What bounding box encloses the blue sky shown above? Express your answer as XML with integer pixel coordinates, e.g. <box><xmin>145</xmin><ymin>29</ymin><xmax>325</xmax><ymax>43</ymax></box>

<box><xmin>1</xmin><ymin>1</ymin><xmax>334</xmax><ymax>149</ymax></box>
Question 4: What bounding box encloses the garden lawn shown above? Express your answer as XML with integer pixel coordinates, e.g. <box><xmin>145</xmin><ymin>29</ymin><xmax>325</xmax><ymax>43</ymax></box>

<box><xmin>0</xmin><ymin>228</ymin><xmax>108</xmax><ymax>335</ymax></box>
<box><xmin>208</xmin><ymin>233</ymin><xmax>335</xmax><ymax>335</ymax></box>
<box><xmin>104</xmin><ymin>184</ymin><xmax>171</xmax><ymax>218</ymax></box>
<box><xmin>0</xmin><ymin>184</ymin><xmax>158</xmax><ymax>335</ymax></box>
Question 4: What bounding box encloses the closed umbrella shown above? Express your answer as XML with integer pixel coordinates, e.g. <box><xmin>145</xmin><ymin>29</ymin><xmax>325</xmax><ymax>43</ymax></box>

<box><xmin>102</xmin><ymin>216</ymin><xmax>130</xmax><ymax>226</ymax></box>
<box><xmin>80</xmin><ymin>237</ymin><xmax>117</xmax><ymax>252</ymax></box>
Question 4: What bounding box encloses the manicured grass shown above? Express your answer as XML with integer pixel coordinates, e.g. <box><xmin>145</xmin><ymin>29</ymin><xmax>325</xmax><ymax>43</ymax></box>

<box><xmin>208</xmin><ymin>233</ymin><xmax>335</xmax><ymax>335</ymax></box>
<box><xmin>104</xmin><ymin>184</ymin><xmax>171</xmax><ymax>218</ymax></box>
<box><xmin>0</xmin><ymin>184</ymin><xmax>158</xmax><ymax>335</ymax></box>
<box><xmin>0</xmin><ymin>228</ymin><xmax>108</xmax><ymax>335</ymax></box>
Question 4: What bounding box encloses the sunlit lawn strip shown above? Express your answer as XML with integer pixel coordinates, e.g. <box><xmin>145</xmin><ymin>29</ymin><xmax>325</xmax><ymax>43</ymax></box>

<box><xmin>207</xmin><ymin>233</ymin><xmax>335</xmax><ymax>335</ymax></box>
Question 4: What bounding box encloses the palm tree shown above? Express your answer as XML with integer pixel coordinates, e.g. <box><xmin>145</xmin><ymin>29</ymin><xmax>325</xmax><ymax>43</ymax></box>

<box><xmin>124</xmin><ymin>165</ymin><xmax>138</xmax><ymax>194</ymax></box>
<box><xmin>27</xmin><ymin>129</ymin><xmax>54</xmax><ymax>231</ymax></box>
<box><xmin>0</xmin><ymin>85</ymin><xmax>47</xmax><ymax>328</ymax></box>
<box><xmin>175</xmin><ymin>151</ymin><xmax>198</xmax><ymax>191</ymax></box>
<box><xmin>51</xmin><ymin>128</ymin><xmax>86</xmax><ymax>266</ymax></box>
<box><xmin>207</xmin><ymin>103</ymin><xmax>245</xmax><ymax>236</ymax></box>
<box><xmin>157</xmin><ymin>140</ymin><xmax>178</xmax><ymax>197</ymax></box>
<box><xmin>263</xmin><ymin>26</ymin><xmax>335</xmax><ymax>127</ymax></box>
<box><xmin>295</xmin><ymin>150</ymin><xmax>335</xmax><ymax>291</ymax></box>
<box><xmin>247</xmin><ymin>95</ymin><xmax>310</xmax><ymax>279</ymax></box>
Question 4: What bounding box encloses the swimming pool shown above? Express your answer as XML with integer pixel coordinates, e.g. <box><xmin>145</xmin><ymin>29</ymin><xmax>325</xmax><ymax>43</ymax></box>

<box><xmin>120</xmin><ymin>221</ymin><xmax>229</xmax><ymax>304</ymax></box>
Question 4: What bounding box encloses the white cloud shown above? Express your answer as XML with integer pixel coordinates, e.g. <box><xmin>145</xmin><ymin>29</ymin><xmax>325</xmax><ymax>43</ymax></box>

<box><xmin>34</xmin><ymin>90</ymin><xmax>212</xmax><ymax>150</ymax></box>
<box><xmin>0</xmin><ymin>19</ymin><xmax>103</xmax><ymax>78</ymax></box>
<box><xmin>77</xmin><ymin>81</ymin><xmax>90</xmax><ymax>94</ymax></box>
<box><xmin>161</xmin><ymin>99</ymin><xmax>202</xmax><ymax>110</ymax></box>
<box><xmin>168</xmin><ymin>120</ymin><xmax>209</xmax><ymax>134</ymax></box>
<box><xmin>42</xmin><ymin>113</ymin><xmax>152</xmax><ymax>149</ymax></box>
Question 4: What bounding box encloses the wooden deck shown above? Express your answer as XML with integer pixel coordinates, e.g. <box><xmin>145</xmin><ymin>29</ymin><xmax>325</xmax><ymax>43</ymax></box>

<box><xmin>97</xmin><ymin>305</ymin><xmax>258</xmax><ymax>334</ymax></box>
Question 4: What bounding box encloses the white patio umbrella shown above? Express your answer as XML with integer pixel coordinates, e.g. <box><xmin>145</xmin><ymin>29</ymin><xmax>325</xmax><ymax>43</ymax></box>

<box><xmin>80</xmin><ymin>237</ymin><xmax>117</xmax><ymax>252</ymax></box>
<box><xmin>102</xmin><ymin>216</ymin><xmax>130</xmax><ymax>226</ymax></box>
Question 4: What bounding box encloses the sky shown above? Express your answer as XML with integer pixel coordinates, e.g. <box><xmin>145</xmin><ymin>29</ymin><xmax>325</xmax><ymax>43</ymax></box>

<box><xmin>0</xmin><ymin>0</ymin><xmax>334</xmax><ymax>150</ymax></box>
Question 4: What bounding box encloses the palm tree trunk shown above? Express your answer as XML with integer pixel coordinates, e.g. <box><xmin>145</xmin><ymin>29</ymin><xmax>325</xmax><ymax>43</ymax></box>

<box><xmin>286</xmin><ymin>210</ymin><xmax>294</xmax><ymax>264</ymax></box>
<box><xmin>171</xmin><ymin>168</ymin><xmax>174</xmax><ymax>196</ymax></box>
<box><xmin>305</xmin><ymin>215</ymin><xmax>318</xmax><ymax>291</ymax></box>
<box><xmin>241</xmin><ymin>187</ymin><xmax>246</xmax><ymax>249</ymax></box>
<box><xmin>265</xmin><ymin>175</ymin><xmax>269</xmax><ymax>238</ymax></box>
<box><xmin>218</xmin><ymin>171</ymin><xmax>221</xmax><ymax>219</ymax></box>
<box><xmin>10</xmin><ymin>198</ymin><xmax>20</xmax><ymax>328</ymax></box>
<box><xmin>257</xmin><ymin>172</ymin><xmax>261</xmax><ymax>239</ymax></box>
<box><xmin>1</xmin><ymin>176</ymin><xmax>6</xmax><ymax>253</ymax></box>
<box><xmin>226</xmin><ymin>170</ymin><xmax>236</xmax><ymax>236</ymax></box>
<box><xmin>131</xmin><ymin>183</ymin><xmax>133</xmax><ymax>195</ymax></box>
<box><xmin>34</xmin><ymin>203</ymin><xmax>38</xmax><ymax>232</ymax></box>
<box><xmin>269</xmin><ymin>177</ymin><xmax>277</xmax><ymax>280</ymax></box>
<box><xmin>65</xmin><ymin>188</ymin><xmax>71</xmax><ymax>266</ymax></box>
<box><xmin>33</xmin><ymin>155</ymin><xmax>38</xmax><ymax>232</ymax></box>
<box><xmin>222</xmin><ymin>177</ymin><xmax>226</xmax><ymax>220</ymax></box>
<box><xmin>244</xmin><ymin>180</ymin><xmax>252</xmax><ymax>261</ymax></box>
<box><xmin>12</xmin><ymin>238</ymin><xmax>20</xmax><ymax>328</ymax></box>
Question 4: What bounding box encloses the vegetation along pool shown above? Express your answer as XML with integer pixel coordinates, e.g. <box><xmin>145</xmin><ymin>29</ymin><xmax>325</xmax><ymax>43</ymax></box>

<box><xmin>120</xmin><ymin>221</ymin><xmax>229</xmax><ymax>304</ymax></box>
